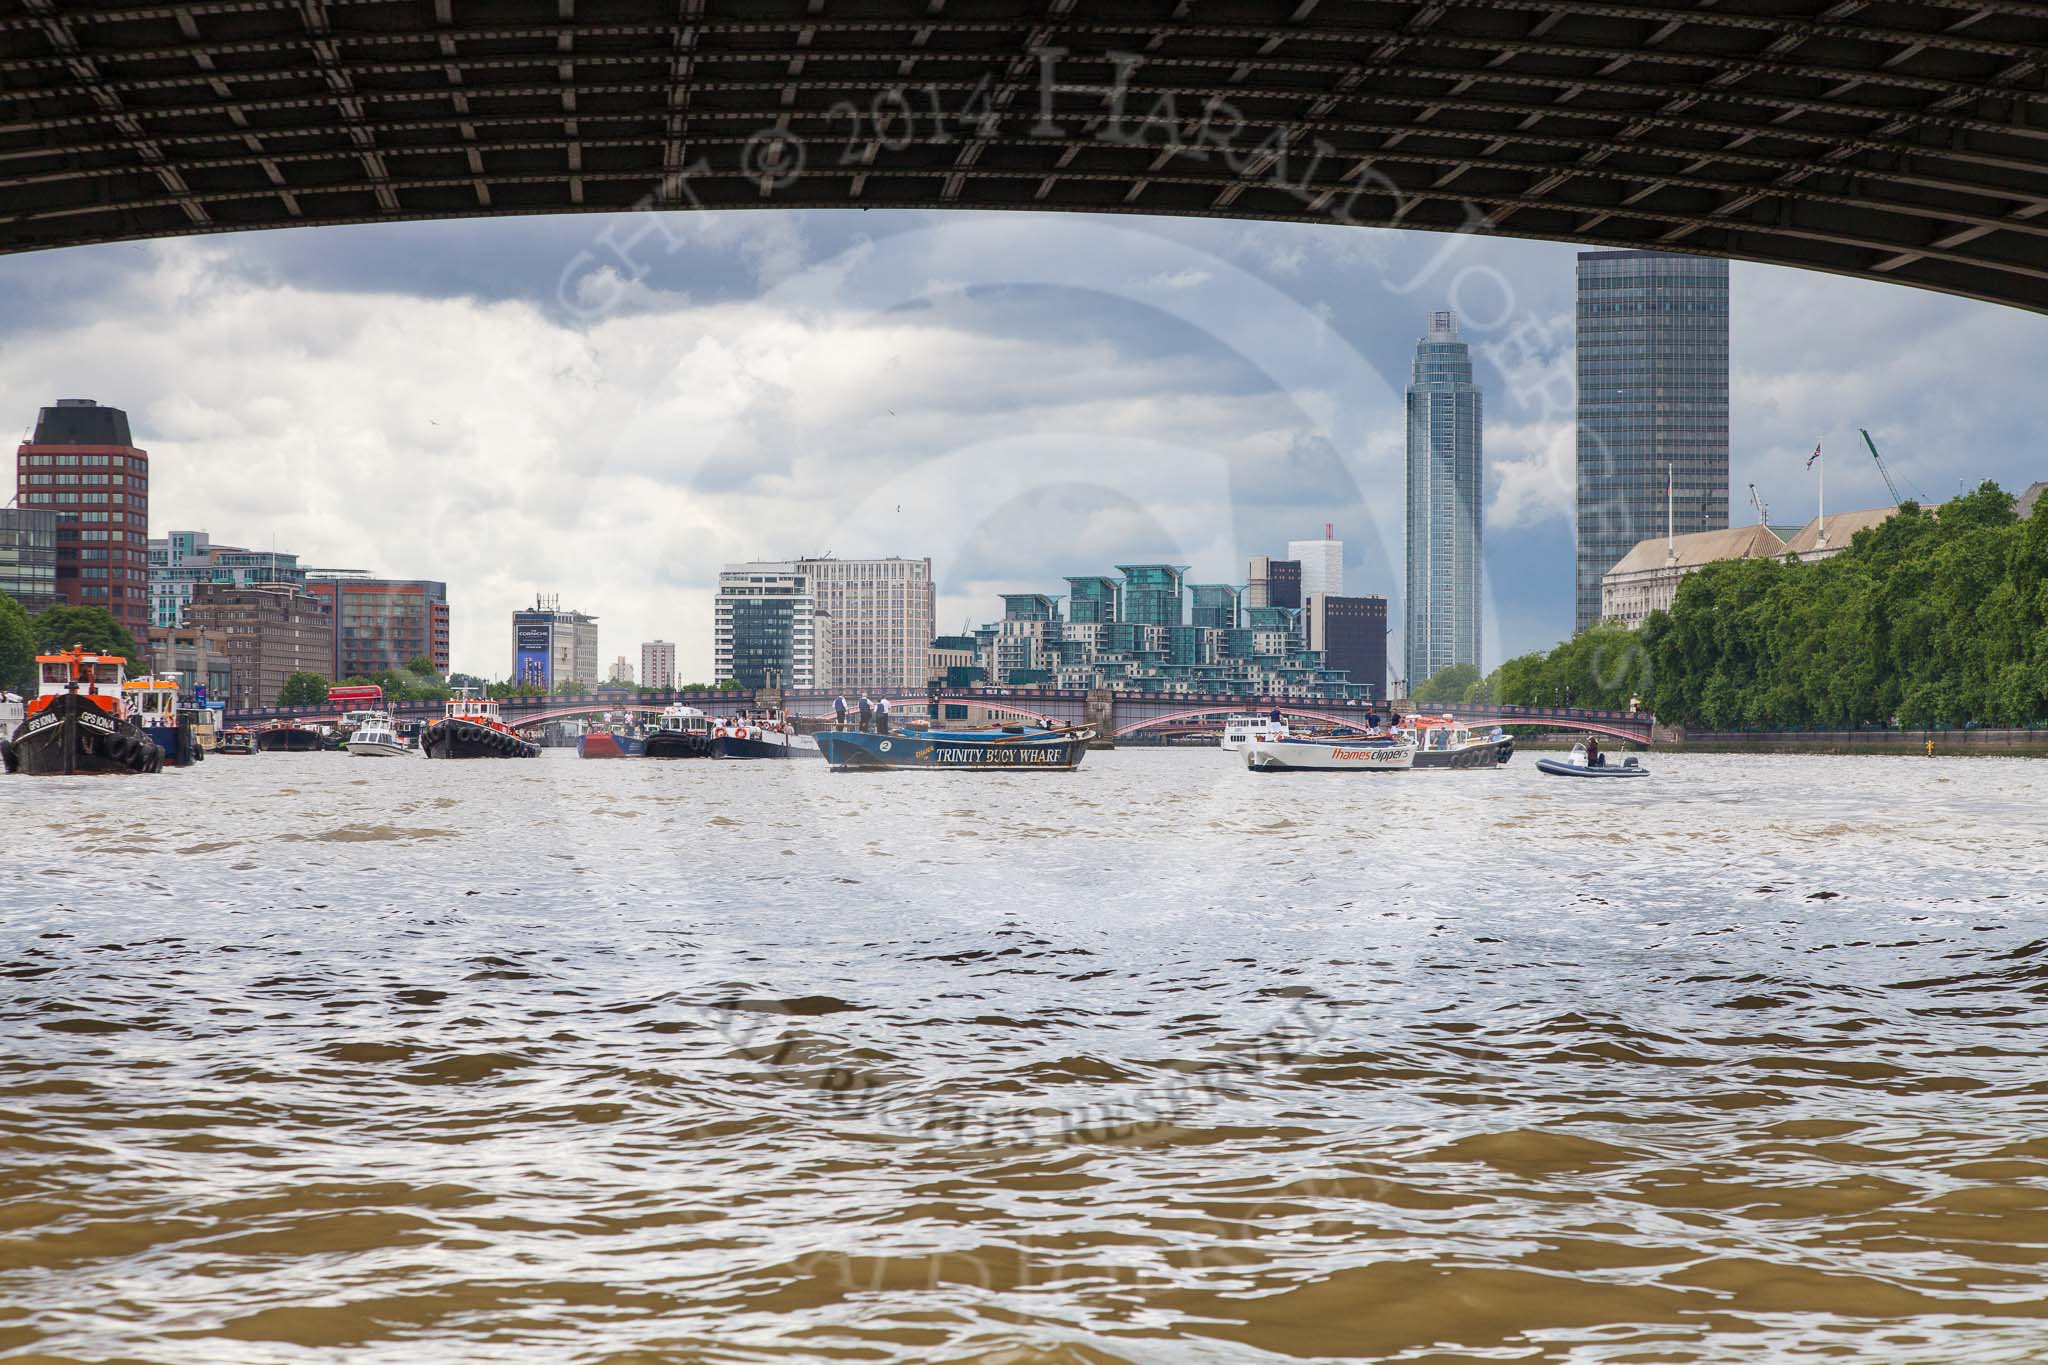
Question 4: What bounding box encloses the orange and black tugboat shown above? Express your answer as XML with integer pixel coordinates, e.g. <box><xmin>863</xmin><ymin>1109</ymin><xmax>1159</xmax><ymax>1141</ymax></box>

<box><xmin>421</xmin><ymin>689</ymin><xmax>540</xmax><ymax>759</ymax></box>
<box><xmin>3</xmin><ymin>648</ymin><xmax>164</xmax><ymax>775</ymax></box>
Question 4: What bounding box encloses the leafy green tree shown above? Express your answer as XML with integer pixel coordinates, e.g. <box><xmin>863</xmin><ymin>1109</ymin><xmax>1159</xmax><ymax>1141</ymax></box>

<box><xmin>556</xmin><ymin>680</ymin><xmax>588</xmax><ymax>698</ymax></box>
<box><xmin>33</xmin><ymin>604</ymin><xmax>142</xmax><ymax>664</ymax></box>
<box><xmin>1411</xmin><ymin>663</ymin><xmax>1479</xmax><ymax>705</ymax></box>
<box><xmin>0</xmin><ymin>594</ymin><xmax>36</xmax><ymax>695</ymax></box>
<box><xmin>278</xmin><ymin>672</ymin><xmax>330</xmax><ymax>707</ymax></box>
<box><xmin>406</xmin><ymin>655</ymin><xmax>439</xmax><ymax>678</ymax></box>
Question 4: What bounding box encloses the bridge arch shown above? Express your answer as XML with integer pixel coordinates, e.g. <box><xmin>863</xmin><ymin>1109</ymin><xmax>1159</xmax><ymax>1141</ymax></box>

<box><xmin>3</xmin><ymin>7</ymin><xmax>2046</xmax><ymax>314</ymax></box>
<box><xmin>1113</xmin><ymin>706</ymin><xmax>1363</xmax><ymax>739</ymax></box>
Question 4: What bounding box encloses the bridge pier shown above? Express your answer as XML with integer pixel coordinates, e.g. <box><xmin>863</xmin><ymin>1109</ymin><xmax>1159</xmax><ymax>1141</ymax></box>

<box><xmin>1085</xmin><ymin>689</ymin><xmax>1116</xmax><ymax>749</ymax></box>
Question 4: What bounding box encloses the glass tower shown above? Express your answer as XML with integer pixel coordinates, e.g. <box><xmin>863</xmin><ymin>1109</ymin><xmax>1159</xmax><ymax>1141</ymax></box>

<box><xmin>1575</xmin><ymin>250</ymin><xmax>1729</xmax><ymax>631</ymax></box>
<box><xmin>1404</xmin><ymin>310</ymin><xmax>1483</xmax><ymax>687</ymax></box>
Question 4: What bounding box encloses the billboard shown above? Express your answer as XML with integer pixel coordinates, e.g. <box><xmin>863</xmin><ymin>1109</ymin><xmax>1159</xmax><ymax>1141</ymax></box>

<box><xmin>513</xmin><ymin>615</ymin><xmax>553</xmax><ymax>689</ymax></box>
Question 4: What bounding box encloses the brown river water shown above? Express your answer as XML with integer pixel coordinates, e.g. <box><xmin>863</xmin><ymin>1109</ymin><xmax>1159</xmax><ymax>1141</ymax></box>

<box><xmin>3</xmin><ymin>748</ymin><xmax>2047</xmax><ymax>1363</ymax></box>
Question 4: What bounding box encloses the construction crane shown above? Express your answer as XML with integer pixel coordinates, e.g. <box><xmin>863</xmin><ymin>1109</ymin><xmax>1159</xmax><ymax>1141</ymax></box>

<box><xmin>1748</xmin><ymin>483</ymin><xmax>1769</xmax><ymax>525</ymax></box>
<box><xmin>1860</xmin><ymin>428</ymin><xmax>1904</xmax><ymax>505</ymax></box>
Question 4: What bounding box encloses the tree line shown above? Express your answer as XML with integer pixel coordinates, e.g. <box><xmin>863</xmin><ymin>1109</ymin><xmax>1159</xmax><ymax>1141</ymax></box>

<box><xmin>1428</xmin><ymin>480</ymin><xmax>2045</xmax><ymax>729</ymax></box>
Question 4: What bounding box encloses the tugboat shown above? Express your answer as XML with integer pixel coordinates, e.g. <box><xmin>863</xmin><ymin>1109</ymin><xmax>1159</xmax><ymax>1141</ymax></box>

<box><xmin>817</xmin><ymin>722</ymin><xmax>1092</xmax><ymax>771</ymax></box>
<box><xmin>4</xmin><ymin>647</ymin><xmax>164</xmax><ymax>775</ymax></box>
<box><xmin>216</xmin><ymin>726</ymin><xmax>258</xmax><ymax>755</ymax></box>
<box><xmin>1397</xmin><ymin>714</ymin><xmax>1514</xmax><ymax>769</ymax></box>
<box><xmin>642</xmin><ymin>704</ymin><xmax>713</xmax><ymax>758</ymax></box>
<box><xmin>421</xmin><ymin>689</ymin><xmax>540</xmax><ymax>759</ymax></box>
<box><xmin>122</xmin><ymin>675</ymin><xmax>200</xmax><ymax>767</ymax></box>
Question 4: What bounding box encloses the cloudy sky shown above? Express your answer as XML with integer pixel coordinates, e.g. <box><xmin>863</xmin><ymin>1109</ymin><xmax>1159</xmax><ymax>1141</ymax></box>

<box><xmin>1</xmin><ymin>208</ymin><xmax>2040</xmax><ymax>682</ymax></box>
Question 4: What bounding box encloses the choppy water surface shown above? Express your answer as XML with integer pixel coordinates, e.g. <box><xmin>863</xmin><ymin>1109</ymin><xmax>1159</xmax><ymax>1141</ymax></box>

<box><xmin>4</xmin><ymin>748</ymin><xmax>2048</xmax><ymax>1363</ymax></box>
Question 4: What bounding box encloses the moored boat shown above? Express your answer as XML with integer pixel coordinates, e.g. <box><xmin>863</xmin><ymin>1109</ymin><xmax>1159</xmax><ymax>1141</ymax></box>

<box><xmin>1536</xmin><ymin>742</ymin><xmax>1647</xmax><ymax>779</ymax></box>
<box><xmin>256</xmin><ymin>721</ymin><xmax>325</xmax><ymax>752</ymax></box>
<box><xmin>578</xmin><ymin>712</ymin><xmax>646</xmax><ymax>758</ymax></box>
<box><xmin>123</xmin><ymin>675</ymin><xmax>201</xmax><ymax>767</ymax></box>
<box><xmin>818</xmin><ymin>724</ymin><xmax>1092</xmax><ymax>771</ymax></box>
<box><xmin>421</xmin><ymin>689</ymin><xmax>540</xmax><ymax>759</ymax></box>
<box><xmin>713</xmin><ymin>716</ymin><xmax>818</xmax><ymax>759</ymax></box>
<box><xmin>5</xmin><ymin>648</ymin><xmax>164</xmax><ymax>775</ymax></box>
<box><xmin>346</xmin><ymin>711</ymin><xmax>410</xmax><ymax>757</ymax></box>
<box><xmin>642</xmin><ymin>704</ymin><xmax>713</xmax><ymax>759</ymax></box>
<box><xmin>216</xmin><ymin>726</ymin><xmax>258</xmax><ymax>755</ymax></box>
<box><xmin>1398</xmin><ymin>714</ymin><xmax>1514</xmax><ymax>769</ymax></box>
<box><xmin>1243</xmin><ymin>735</ymin><xmax>1416</xmax><ymax>772</ymax></box>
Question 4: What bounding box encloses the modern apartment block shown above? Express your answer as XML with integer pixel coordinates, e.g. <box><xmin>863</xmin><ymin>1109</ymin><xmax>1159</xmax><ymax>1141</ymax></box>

<box><xmin>640</xmin><ymin>639</ymin><xmax>676</xmax><ymax>690</ymax></box>
<box><xmin>149</xmin><ymin>531</ymin><xmax>308</xmax><ymax>630</ymax></box>
<box><xmin>799</xmin><ymin>556</ymin><xmax>932</xmax><ymax>691</ymax></box>
<box><xmin>307</xmin><ymin>574</ymin><xmax>450</xmax><ymax>678</ymax></box>
<box><xmin>15</xmin><ymin>399</ymin><xmax>150</xmax><ymax>642</ymax></box>
<box><xmin>1404</xmin><ymin>310</ymin><xmax>1484</xmax><ymax>684</ymax></box>
<box><xmin>1575</xmin><ymin>250</ymin><xmax>1729</xmax><ymax>631</ymax></box>
<box><xmin>712</xmin><ymin>561</ymin><xmax>826</xmax><ymax>688</ymax></box>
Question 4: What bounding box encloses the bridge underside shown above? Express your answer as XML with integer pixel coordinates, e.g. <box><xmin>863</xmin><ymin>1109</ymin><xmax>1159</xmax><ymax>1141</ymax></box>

<box><xmin>3</xmin><ymin>2</ymin><xmax>2048</xmax><ymax>311</ymax></box>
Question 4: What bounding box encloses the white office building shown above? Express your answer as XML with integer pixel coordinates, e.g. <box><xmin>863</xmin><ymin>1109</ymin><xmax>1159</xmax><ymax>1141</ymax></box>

<box><xmin>1287</xmin><ymin>531</ymin><xmax>1344</xmax><ymax>600</ymax></box>
<box><xmin>800</xmin><ymin>556</ymin><xmax>933</xmax><ymax>691</ymax></box>
<box><xmin>713</xmin><ymin>562</ymin><xmax>826</xmax><ymax>688</ymax></box>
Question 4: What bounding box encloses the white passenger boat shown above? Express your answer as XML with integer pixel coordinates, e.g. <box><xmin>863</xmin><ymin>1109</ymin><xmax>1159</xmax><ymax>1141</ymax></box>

<box><xmin>1243</xmin><ymin>735</ymin><xmax>1416</xmax><ymax>772</ymax></box>
<box><xmin>346</xmin><ymin>711</ymin><xmax>410</xmax><ymax>757</ymax></box>
<box><xmin>1220</xmin><ymin>712</ymin><xmax>1290</xmax><ymax>751</ymax></box>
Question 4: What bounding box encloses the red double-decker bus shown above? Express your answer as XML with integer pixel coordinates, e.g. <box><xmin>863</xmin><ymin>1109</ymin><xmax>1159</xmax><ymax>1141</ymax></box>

<box><xmin>327</xmin><ymin>684</ymin><xmax>384</xmax><ymax>709</ymax></box>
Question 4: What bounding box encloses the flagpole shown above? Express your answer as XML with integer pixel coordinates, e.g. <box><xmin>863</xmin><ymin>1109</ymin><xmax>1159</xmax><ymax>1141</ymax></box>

<box><xmin>1818</xmin><ymin>439</ymin><xmax>1826</xmax><ymax>547</ymax></box>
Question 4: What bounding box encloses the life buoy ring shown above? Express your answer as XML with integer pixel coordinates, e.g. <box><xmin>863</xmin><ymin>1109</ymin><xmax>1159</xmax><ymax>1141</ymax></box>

<box><xmin>713</xmin><ymin>727</ymin><xmax>727</xmax><ymax>739</ymax></box>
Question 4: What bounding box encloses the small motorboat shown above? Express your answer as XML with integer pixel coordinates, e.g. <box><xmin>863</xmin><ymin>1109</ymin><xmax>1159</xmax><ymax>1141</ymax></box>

<box><xmin>216</xmin><ymin>727</ymin><xmax>258</xmax><ymax>755</ymax></box>
<box><xmin>577</xmin><ymin>712</ymin><xmax>646</xmax><ymax>758</ymax></box>
<box><xmin>346</xmin><ymin>711</ymin><xmax>410</xmax><ymax>757</ymax></box>
<box><xmin>1536</xmin><ymin>742</ymin><xmax>1648</xmax><ymax>779</ymax></box>
<box><xmin>1243</xmin><ymin>735</ymin><xmax>1416</xmax><ymax>772</ymax></box>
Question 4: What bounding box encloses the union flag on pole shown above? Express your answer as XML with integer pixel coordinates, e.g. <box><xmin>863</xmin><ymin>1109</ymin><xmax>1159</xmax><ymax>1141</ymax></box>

<box><xmin>1807</xmin><ymin>441</ymin><xmax>1822</xmax><ymax>469</ymax></box>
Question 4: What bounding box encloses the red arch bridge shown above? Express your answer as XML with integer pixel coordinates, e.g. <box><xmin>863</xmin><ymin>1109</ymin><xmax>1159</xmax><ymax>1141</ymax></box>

<box><xmin>232</xmin><ymin>688</ymin><xmax>1657</xmax><ymax>746</ymax></box>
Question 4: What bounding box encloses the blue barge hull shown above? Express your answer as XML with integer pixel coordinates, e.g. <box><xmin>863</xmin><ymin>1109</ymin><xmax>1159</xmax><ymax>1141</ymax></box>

<box><xmin>817</xmin><ymin>728</ymin><xmax>1090</xmax><ymax>771</ymax></box>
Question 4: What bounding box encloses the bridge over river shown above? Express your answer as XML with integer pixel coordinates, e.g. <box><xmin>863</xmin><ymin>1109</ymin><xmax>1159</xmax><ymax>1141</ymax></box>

<box><xmin>233</xmin><ymin>687</ymin><xmax>1657</xmax><ymax>746</ymax></box>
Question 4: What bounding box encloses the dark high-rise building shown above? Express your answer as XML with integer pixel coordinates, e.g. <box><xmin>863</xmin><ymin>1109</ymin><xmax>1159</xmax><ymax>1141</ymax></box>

<box><xmin>0</xmin><ymin>508</ymin><xmax>59</xmax><ymax>615</ymax></box>
<box><xmin>1405</xmin><ymin>310</ymin><xmax>1483</xmax><ymax>685</ymax></box>
<box><xmin>1307</xmin><ymin>593</ymin><xmax>1388</xmax><ymax>700</ymax></box>
<box><xmin>1576</xmin><ymin>250</ymin><xmax>1729</xmax><ymax>631</ymax></box>
<box><xmin>1247</xmin><ymin>556</ymin><xmax>1300</xmax><ymax>610</ymax></box>
<box><xmin>308</xmin><ymin>575</ymin><xmax>451</xmax><ymax>679</ymax></box>
<box><xmin>15</xmin><ymin>399</ymin><xmax>150</xmax><ymax>643</ymax></box>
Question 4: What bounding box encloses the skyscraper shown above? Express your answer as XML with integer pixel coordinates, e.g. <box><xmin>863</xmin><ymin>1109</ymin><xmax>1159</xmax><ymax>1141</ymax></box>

<box><xmin>1575</xmin><ymin>250</ymin><xmax>1729</xmax><ymax>631</ymax></box>
<box><xmin>1405</xmin><ymin>310</ymin><xmax>1483</xmax><ymax>685</ymax></box>
<box><xmin>1287</xmin><ymin>531</ymin><xmax>1344</xmax><ymax>599</ymax></box>
<box><xmin>15</xmin><ymin>399</ymin><xmax>150</xmax><ymax>642</ymax></box>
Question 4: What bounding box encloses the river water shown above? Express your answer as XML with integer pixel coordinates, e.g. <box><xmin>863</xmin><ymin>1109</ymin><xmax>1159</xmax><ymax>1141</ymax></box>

<box><xmin>3</xmin><ymin>748</ymin><xmax>2046</xmax><ymax>1363</ymax></box>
